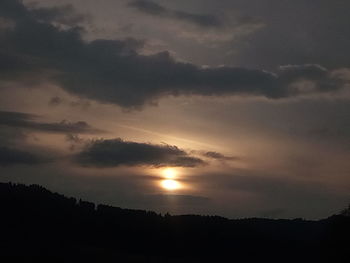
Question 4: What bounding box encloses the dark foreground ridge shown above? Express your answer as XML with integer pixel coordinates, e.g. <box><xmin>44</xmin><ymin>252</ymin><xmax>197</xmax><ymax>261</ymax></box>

<box><xmin>0</xmin><ymin>182</ymin><xmax>349</xmax><ymax>262</ymax></box>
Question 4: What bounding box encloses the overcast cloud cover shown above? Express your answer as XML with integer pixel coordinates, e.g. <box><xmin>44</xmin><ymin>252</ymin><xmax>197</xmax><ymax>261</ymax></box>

<box><xmin>1</xmin><ymin>0</ymin><xmax>349</xmax><ymax>108</ymax></box>
<box><xmin>0</xmin><ymin>0</ymin><xmax>349</xmax><ymax>219</ymax></box>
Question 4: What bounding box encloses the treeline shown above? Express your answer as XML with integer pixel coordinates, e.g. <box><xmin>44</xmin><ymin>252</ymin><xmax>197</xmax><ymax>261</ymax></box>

<box><xmin>0</xmin><ymin>182</ymin><xmax>349</xmax><ymax>262</ymax></box>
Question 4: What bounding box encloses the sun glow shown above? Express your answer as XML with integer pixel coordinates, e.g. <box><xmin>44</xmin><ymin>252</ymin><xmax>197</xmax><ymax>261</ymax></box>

<box><xmin>161</xmin><ymin>179</ymin><xmax>181</xmax><ymax>191</ymax></box>
<box><xmin>160</xmin><ymin>168</ymin><xmax>182</xmax><ymax>191</ymax></box>
<box><xmin>163</xmin><ymin>168</ymin><xmax>177</xmax><ymax>179</ymax></box>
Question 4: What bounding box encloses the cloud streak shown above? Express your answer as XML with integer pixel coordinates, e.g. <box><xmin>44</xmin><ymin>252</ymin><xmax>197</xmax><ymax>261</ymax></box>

<box><xmin>75</xmin><ymin>138</ymin><xmax>205</xmax><ymax>168</ymax></box>
<box><xmin>204</xmin><ymin>151</ymin><xmax>239</xmax><ymax>161</ymax></box>
<box><xmin>0</xmin><ymin>111</ymin><xmax>101</xmax><ymax>134</ymax></box>
<box><xmin>128</xmin><ymin>0</ymin><xmax>222</xmax><ymax>28</ymax></box>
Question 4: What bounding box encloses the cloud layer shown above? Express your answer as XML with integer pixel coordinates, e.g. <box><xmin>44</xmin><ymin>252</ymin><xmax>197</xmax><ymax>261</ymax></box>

<box><xmin>204</xmin><ymin>151</ymin><xmax>239</xmax><ymax>161</ymax></box>
<box><xmin>128</xmin><ymin>0</ymin><xmax>222</xmax><ymax>28</ymax></box>
<box><xmin>0</xmin><ymin>111</ymin><xmax>101</xmax><ymax>134</ymax></box>
<box><xmin>0</xmin><ymin>0</ymin><xmax>348</xmax><ymax>109</ymax></box>
<box><xmin>75</xmin><ymin>138</ymin><xmax>205</xmax><ymax>168</ymax></box>
<box><xmin>0</xmin><ymin>146</ymin><xmax>47</xmax><ymax>166</ymax></box>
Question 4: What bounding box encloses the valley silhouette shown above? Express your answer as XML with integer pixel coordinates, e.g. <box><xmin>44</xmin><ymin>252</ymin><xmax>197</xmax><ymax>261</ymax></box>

<box><xmin>0</xmin><ymin>182</ymin><xmax>349</xmax><ymax>262</ymax></box>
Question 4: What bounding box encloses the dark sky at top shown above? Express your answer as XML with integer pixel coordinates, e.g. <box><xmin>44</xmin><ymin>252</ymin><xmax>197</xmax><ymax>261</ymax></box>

<box><xmin>0</xmin><ymin>0</ymin><xmax>349</xmax><ymax>219</ymax></box>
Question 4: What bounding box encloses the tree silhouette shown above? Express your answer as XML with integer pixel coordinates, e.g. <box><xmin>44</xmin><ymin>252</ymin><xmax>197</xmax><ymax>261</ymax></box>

<box><xmin>0</xmin><ymin>182</ymin><xmax>349</xmax><ymax>263</ymax></box>
<box><xmin>340</xmin><ymin>204</ymin><xmax>350</xmax><ymax>217</ymax></box>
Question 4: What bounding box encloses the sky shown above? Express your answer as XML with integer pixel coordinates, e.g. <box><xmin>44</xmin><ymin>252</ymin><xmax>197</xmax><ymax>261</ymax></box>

<box><xmin>0</xmin><ymin>0</ymin><xmax>349</xmax><ymax>219</ymax></box>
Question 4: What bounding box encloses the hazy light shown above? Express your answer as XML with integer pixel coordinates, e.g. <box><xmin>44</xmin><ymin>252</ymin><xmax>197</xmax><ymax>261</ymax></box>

<box><xmin>163</xmin><ymin>168</ymin><xmax>177</xmax><ymax>179</ymax></box>
<box><xmin>161</xmin><ymin>179</ymin><xmax>181</xmax><ymax>191</ymax></box>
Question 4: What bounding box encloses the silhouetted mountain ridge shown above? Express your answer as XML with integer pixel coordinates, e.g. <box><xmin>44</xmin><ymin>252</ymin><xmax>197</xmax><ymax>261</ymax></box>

<box><xmin>0</xmin><ymin>182</ymin><xmax>349</xmax><ymax>262</ymax></box>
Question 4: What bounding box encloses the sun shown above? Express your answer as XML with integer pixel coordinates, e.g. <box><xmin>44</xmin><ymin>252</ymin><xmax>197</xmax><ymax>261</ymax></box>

<box><xmin>160</xmin><ymin>168</ymin><xmax>182</xmax><ymax>191</ymax></box>
<box><xmin>161</xmin><ymin>179</ymin><xmax>181</xmax><ymax>191</ymax></box>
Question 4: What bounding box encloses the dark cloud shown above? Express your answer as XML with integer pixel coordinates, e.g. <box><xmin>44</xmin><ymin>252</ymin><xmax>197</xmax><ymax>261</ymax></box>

<box><xmin>128</xmin><ymin>0</ymin><xmax>167</xmax><ymax>16</ymax></box>
<box><xmin>48</xmin><ymin>96</ymin><xmax>91</xmax><ymax>109</ymax></box>
<box><xmin>0</xmin><ymin>146</ymin><xmax>47</xmax><ymax>166</ymax></box>
<box><xmin>0</xmin><ymin>111</ymin><xmax>101</xmax><ymax>134</ymax></box>
<box><xmin>128</xmin><ymin>0</ymin><xmax>222</xmax><ymax>28</ymax></box>
<box><xmin>227</xmin><ymin>0</ymin><xmax>350</xmax><ymax>70</ymax></box>
<box><xmin>75</xmin><ymin>138</ymin><xmax>205</xmax><ymax>168</ymax></box>
<box><xmin>0</xmin><ymin>126</ymin><xmax>26</xmax><ymax>146</ymax></box>
<box><xmin>29</xmin><ymin>4</ymin><xmax>88</xmax><ymax>27</ymax></box>
<box><xmin>49</xmin><ymin>96</ymin><xmax>63</xmax><ymax>106</ymax></box>
<box><xmin>277</xmin><ymin>64</ymin><xmax>340</xmax><ymax>94</ymax></box>
<box><xmin>204</xmin><ymin>151</ymin><xmax>239</xmax><ymax>161</ymax></box>
<box><xmin>0</xmin><ymin>0</ymin><xmax>348</xmax><ymax>109</ymax></box>
<box><xmin>65</xmin><ymin>134</ymin><xmax>86</xmax><ymax>151</ymax></box>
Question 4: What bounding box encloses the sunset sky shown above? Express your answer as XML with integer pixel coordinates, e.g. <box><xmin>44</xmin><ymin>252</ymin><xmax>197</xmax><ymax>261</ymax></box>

<box><xmin>0</xmin><ymin>0</ymin><xmax>349</xmax><ymax>219</ymax></box>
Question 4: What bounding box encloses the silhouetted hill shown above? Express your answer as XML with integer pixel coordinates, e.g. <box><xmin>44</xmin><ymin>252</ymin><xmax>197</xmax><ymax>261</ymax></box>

<box><xmin>0</xmin><ymin>182</ymin><xmax>349</xmax><ymax>262</ymax></box>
